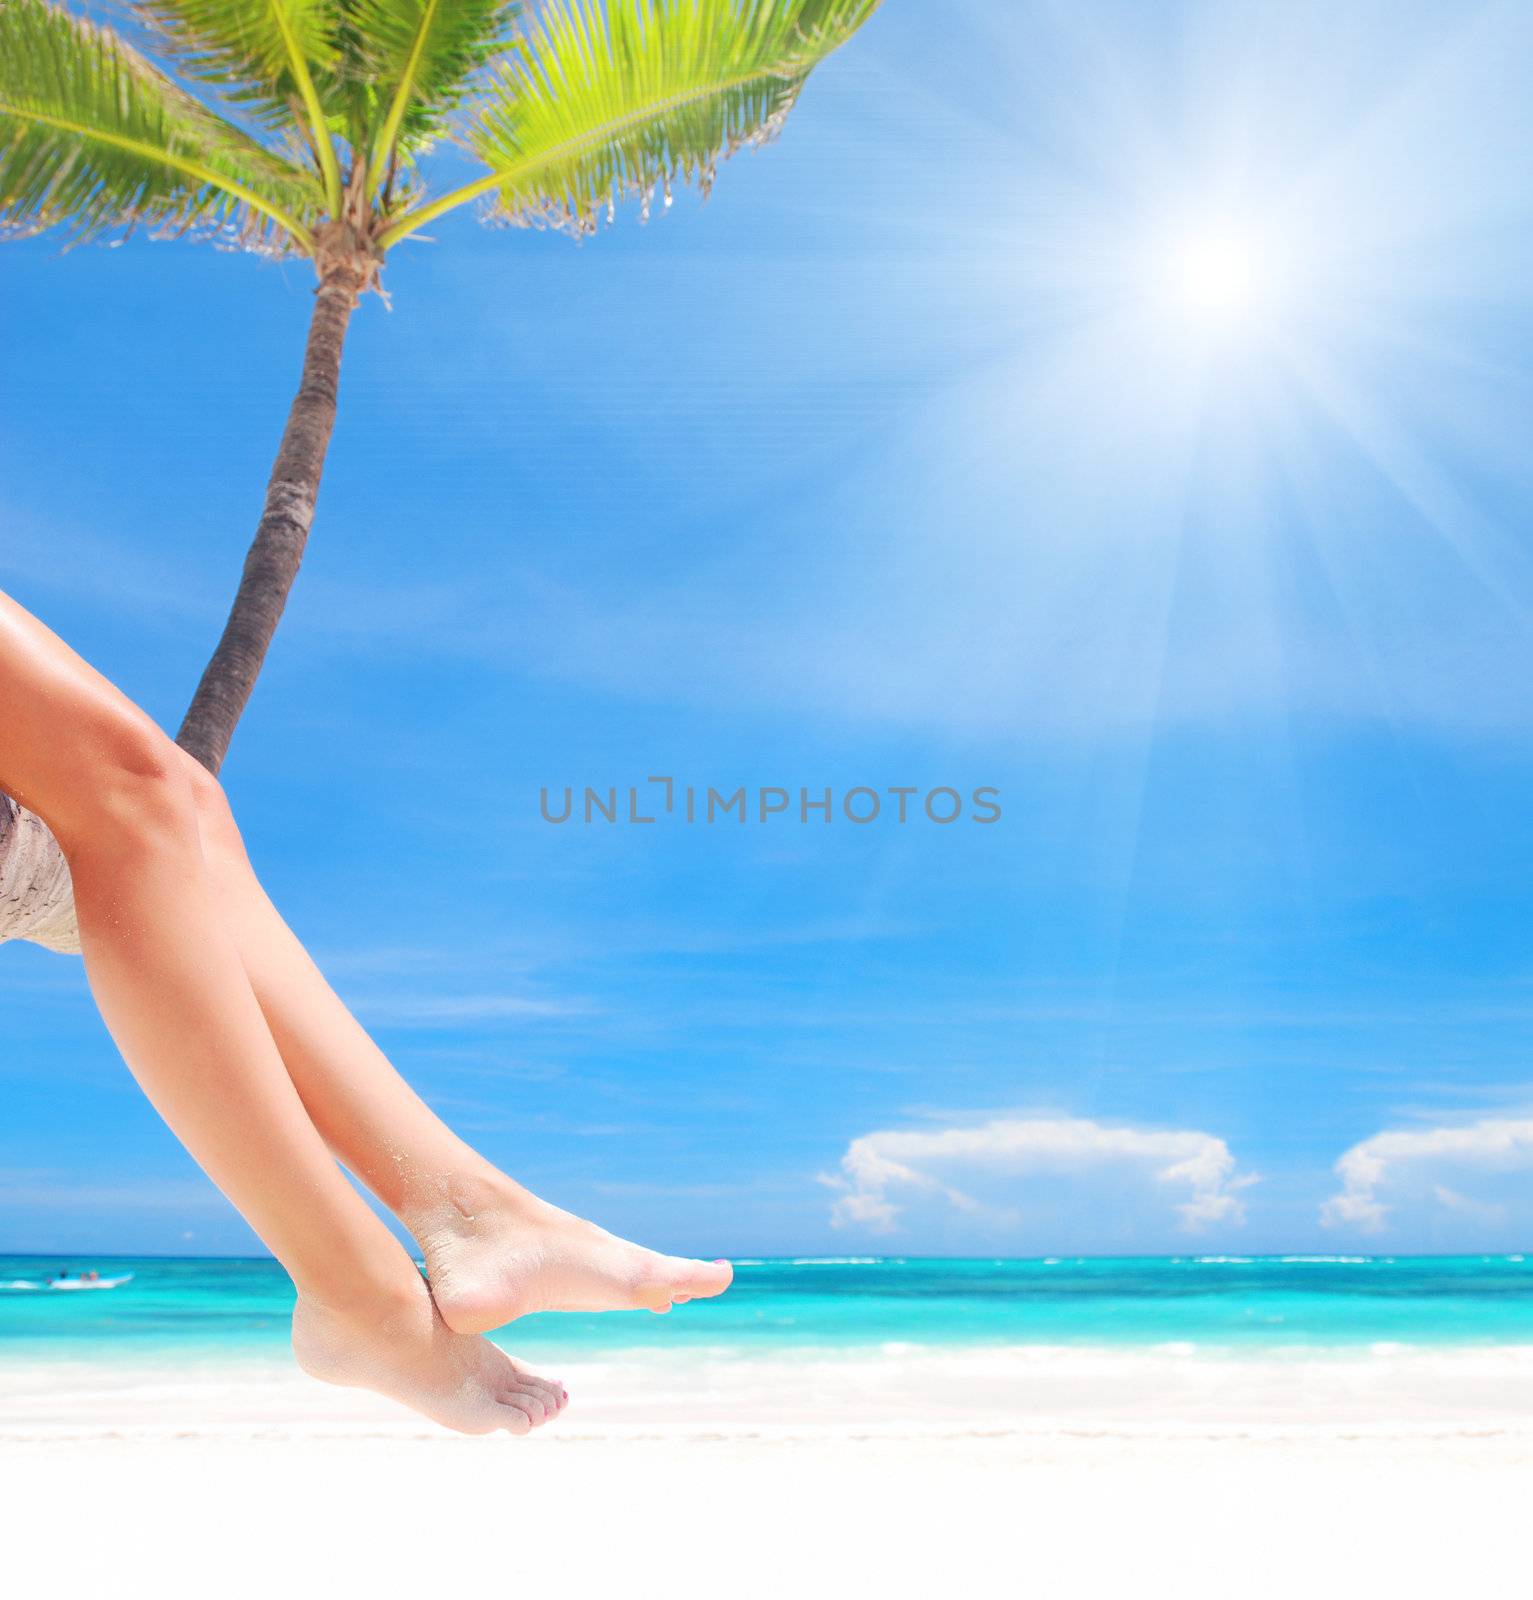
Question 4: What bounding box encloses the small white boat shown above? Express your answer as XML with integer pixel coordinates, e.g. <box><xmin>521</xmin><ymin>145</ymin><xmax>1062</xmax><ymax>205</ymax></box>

<box><xmin>0</xmin><ymin>1272</ymin><xmax>134</xmax><ymax>1292</ymax></box>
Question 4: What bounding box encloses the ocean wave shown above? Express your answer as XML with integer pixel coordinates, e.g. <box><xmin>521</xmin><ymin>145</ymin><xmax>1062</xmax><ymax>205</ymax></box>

<box><xmin>786</xmin><ymin>1257</ymin><xmax>883</xmax><ymax>1266</ymax></box>
<box><xmin>1276</xmin><ymin>1256</ymin><xmax>1373</xmax><ymax>1264</ymax></box>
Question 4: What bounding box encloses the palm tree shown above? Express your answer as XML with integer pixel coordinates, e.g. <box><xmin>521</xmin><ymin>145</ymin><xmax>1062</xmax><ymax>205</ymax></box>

<box><xmin>0</xmin><ymin>0</ymin><xmax>881</xmax><ymax>948</ymax></box>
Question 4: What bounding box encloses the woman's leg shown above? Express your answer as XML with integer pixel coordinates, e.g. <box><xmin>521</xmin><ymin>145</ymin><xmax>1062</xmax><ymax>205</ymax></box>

<box><xmin>180</xmin><ymin>751</ymin><xmax>732</xmax><ymax>1336</ymax></box>
<box><xmin>0</xmin><ymin>592</ymin><xmax>563</xmax><ymax>1433</ymax></box>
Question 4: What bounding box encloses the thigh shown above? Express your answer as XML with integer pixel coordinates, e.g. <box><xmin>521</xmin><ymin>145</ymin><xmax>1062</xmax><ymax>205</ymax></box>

<box><xmin>0</xmin><ymin>588</ymin><xmax>174</xmax><ymax>841</ymax></box>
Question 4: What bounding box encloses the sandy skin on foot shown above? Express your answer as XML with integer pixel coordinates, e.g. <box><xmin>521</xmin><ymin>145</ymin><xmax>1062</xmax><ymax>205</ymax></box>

<box><xmin>293</xmin><ymin>1283</ymin><xmax>568</xmax><ymax>1436</ymax></box>
<box><xmin>414</xmin><ymin>1180</ymin><xmax>734</xmax><ymax>1337</ymax></box>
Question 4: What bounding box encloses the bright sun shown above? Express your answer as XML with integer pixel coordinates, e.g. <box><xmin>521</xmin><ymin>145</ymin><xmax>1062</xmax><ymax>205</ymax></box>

<box><xmin>1159</xmin><ymin>227</ymin><xmax>1279</xmax><ymax>327</ymax></box>
<box><xmin>1174</xmin><ymin>234</ymin><xmax>1258</xmax><ymax>310</ymax></box>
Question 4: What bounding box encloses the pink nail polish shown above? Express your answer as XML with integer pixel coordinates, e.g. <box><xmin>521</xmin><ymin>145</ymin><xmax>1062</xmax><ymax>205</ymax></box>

<box><xmin>714</xmin><ymin>1259</ymin><xmax>729</xmax><ymax>1265</ymax></box>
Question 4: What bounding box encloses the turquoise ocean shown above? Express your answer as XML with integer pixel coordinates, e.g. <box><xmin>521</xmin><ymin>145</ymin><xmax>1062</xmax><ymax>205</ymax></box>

<box><xmin>4</xmin><ymin>1254</ymin><xmax>1533</xmax><ymax>1366</ymax></box>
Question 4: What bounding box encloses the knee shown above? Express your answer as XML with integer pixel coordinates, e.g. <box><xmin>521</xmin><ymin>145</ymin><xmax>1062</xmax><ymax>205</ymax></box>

<box><xmin>177</xmin><ymin>745</ymin><xmax>228</xmax><ymax>822</ymax></box>
<box><xmin>175</xmin><ymin>746</ymin><xmax>247</xmax><ymax>861</ymax></box>
<box><xmin>58</xmin><ymin>709</ymin><xmax>200</xmax><ymax>863</ymax></box>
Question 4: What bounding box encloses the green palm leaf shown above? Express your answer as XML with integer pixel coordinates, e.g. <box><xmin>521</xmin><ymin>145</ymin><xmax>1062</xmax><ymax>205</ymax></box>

<box><xmin>378</xmin><ymin>0</ymin><xmax>879</xmax><ymax>246</ymax></box>
<box><xmin>131</xmin><ymin>0</ymin><xmax>345</xmax><ymax>204</ymax></box>
<box><xmin>0</xmin><ymin>0</ymin><xmax>321</xmax><ymax>248</ymax></box>
<box><xmin>351</xmin><ymin>0</ymin><xmax>519</xmax><ymax>193</ymax></box>
<box><xmin>131</xmin><ymin>0</ymin><xmax>340</xmax><ymax>118</ymax></box>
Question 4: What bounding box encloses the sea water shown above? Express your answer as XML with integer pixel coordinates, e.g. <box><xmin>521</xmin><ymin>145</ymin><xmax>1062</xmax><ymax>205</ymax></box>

<box><xmin>4</xmin><ymin>1254</ymin><xmax>1533</xmax><ymax>1366</ymax></box>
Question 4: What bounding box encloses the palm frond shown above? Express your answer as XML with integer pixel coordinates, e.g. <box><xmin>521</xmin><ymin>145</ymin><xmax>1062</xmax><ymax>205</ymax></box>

<box><xmin>0</xmin><ymin>0</ymin><xmax>322</xmax><ymax>249</ymax></box>
<box><xmin>350</xmin><ymin>0</ymin><xmax>517</xmax><ymax>192</ymax></box>
<box><xmin>131</xmin><ymin>0</ymin><xmax>345</xmax><ymax>204</ymax></box>
<box><xmin>131</xmin><ymin>0</ymin><xmax>338</xmax><ymax>117</ymax></box>
<box><xmin>378</xmin><ymin>0</ymin><xmax>879</xmax><ymax>247</ymax></box>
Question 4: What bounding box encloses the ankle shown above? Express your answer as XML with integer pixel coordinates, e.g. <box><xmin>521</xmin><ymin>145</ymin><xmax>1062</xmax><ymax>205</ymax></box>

<box><xmin>294</xmin><ymin>1262</ymin><xmax>427</xmax><ymax>1326</ymax></box>
<box><xmin>404</xmin><ymin>1168</ymin><xmax>536</xmax><ymax>1239</ymax></box>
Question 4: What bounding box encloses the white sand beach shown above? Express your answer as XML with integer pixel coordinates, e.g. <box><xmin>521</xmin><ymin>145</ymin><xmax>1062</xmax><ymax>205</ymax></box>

<box><xmin>4</xmin><ymin>1346</ymin><xmax>1531</xmax><ymax>1596</ymax></box>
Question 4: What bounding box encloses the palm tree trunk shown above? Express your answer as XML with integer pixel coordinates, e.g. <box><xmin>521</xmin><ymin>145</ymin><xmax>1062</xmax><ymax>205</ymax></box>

<box><xmin>1</xmin><ymin>252</ymin><xmax>375</xmax><ymax>951</ymax></box>
<box><xmin>0</xmin><ymin>793</ymin><xmax>79</xmax><ymax>953</ymax></box>
<box><xmin>176</xmin><ymin>261</ymin><xmax>365</xmax><ymax>774</ymax></box>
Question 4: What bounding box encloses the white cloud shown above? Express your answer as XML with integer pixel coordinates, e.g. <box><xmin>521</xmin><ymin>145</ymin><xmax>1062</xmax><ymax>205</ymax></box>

<box><xmin>822</xmin><ymin>1115</ymin><xmax>1255</xmax><ymax>1238</ymax></box>
<box><xmin>1322</xmin><ymin>1117</ymin><xmax>1533</xmax><ymax>1233</ymax></box>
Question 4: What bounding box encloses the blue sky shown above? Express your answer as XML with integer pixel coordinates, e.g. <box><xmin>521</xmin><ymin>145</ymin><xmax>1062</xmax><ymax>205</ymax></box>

<box><xmin>5</xmin><ymin>0</ymin><xmax>1533</xmax><ymax>1256</ymax></box>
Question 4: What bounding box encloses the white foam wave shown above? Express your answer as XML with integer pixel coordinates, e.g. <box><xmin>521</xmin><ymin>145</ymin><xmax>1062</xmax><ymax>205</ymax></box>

<box><xmin>786</xmin><ymin>1257</ymin><xmax>882</xmax><ymax>1266</ymax></box>
<box><xmin>1277</xmin><ymin>1256</ymin><xmax>1373</xmax><ymax>1264</ymax></box>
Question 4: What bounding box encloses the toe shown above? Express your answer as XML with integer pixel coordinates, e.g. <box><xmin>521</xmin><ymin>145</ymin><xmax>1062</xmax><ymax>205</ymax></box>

<box><xmin>505</xmin><ymin>1356</ymin><xmax>563</xmax><ymax>1410</ymax></box>
<box><xmin>674</xmin><ymin>1257</ymin><xmax>733</xmax><ymax>1299</ymax></box>
<box><xmin>633</xmin><ymin>1276</ymin><xmax>675</xmax><ymax>1312</ymax></box>
<box><xmin>497</xmin><ymin>1401</ymin><xmax>533</xmax><ymax>1436</ymax></box>
<box><xmin>504</xmin><ymin>1389</ymin><xmax>548</xmax><ymax>1427</ymax></box>
<box><xmin>524</xmin><ymin>1373</ymin><xmax>564</xmax><ymax>1409</ymax></box>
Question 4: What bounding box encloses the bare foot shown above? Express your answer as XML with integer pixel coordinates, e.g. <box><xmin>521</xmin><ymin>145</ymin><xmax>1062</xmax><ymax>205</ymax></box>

<box><xmin>292</xmin><ymin>1276</ymin><xmax>568</xmax><ymax>1435</ymax></box>
<box><xmin>412</xmin><ymin>1175</ymin><xmax>734</xmax><ymax>1337</ymax></box>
